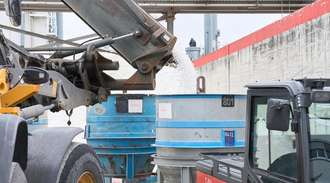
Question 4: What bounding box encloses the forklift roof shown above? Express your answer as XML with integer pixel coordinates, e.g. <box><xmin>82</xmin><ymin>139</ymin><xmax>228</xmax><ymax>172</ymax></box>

<box><xmin>246</xmin><ymin>79</ymin><xmax>330</xmax><ymax>96</ymax></box>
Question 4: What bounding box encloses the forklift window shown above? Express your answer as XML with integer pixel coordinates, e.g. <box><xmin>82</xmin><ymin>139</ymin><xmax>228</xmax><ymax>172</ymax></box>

<box><xmin>308</xmin><ymin>103</ymin><xmax>330</xmax><ymax>183</ymax></box>
<box><xmin>251</xmin><ymin>96</ymin><xmax>297</xmax><ymax>182</ymax></box>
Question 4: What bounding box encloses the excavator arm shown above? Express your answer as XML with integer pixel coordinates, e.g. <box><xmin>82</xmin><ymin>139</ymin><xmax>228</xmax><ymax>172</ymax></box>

<box><xmin>0</xmin><ymin>1</ymin><xmax>175</xmax><ymax>183</ymax></box>
<box><xmin>0</xmin><ymin>0</ymin><xmax>176</xmax><ymax>118</ymax></box>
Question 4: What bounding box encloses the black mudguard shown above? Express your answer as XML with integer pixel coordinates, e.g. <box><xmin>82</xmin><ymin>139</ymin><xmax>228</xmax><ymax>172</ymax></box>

<box><xmin>24</xmin><ymin>127</ymin><xmax>83</xmax><ymax>183</ymax></box>
<box><xmin>0</xmin><ymin>115</ymin><xmax>28</xmax><ymax>183</ymax></box>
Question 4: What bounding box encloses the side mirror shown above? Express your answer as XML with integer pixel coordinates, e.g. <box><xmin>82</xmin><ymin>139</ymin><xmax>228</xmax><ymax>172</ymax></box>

<box><xmin>4</xmin><ymin>0</ymin><xmax>22</xmax><ymax>26</ymax></box>
<box><xmin>23</xmin><ymin>67</ymin><xmax>49</xmax><ymax>84</ymax></box>
<box><xmin>266</xmin><ymin>98</ymin><xmax>291</xmax><ymax>131</ymax></box>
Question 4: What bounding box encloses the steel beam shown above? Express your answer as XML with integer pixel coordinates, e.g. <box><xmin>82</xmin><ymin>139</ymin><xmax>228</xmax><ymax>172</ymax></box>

<box><xmin>0</xmin><ymin>0</ymin><xmax>314</xmax><ymax>13</ymax></box>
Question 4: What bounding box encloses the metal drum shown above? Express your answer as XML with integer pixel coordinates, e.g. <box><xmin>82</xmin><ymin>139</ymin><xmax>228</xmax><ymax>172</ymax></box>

<box><xmin>154</xmin><ymin>94</ymin><xmax>246</xmax><ymax>183</ymax></box>
<box><xmin>86</xmin><ymin>95</ymin><xmax>156</xmax><ymax>182</ymax></box>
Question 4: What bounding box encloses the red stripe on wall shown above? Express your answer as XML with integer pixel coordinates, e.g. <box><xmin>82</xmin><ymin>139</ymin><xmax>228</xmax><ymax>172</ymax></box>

<box><xmin>193</xmin><ymin>0</ymin><xmax>330</xmax><ymax>68</ymax></box>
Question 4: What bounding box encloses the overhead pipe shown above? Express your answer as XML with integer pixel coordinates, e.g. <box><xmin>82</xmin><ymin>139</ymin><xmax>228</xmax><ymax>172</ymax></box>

<box><xmin>0</xmin><ymin>1</ymin><xmax>311</xmax><ymax>13</ymax></box>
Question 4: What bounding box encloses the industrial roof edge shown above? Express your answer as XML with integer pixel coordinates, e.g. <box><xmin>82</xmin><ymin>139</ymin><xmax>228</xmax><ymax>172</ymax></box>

<box><xmin>193</xmin><ymin>0</ymin><xmax>330</xmax><ymax>68</ymax></box>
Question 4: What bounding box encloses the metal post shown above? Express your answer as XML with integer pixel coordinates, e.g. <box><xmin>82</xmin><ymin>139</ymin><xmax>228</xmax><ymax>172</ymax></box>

<box><xmin>165</xmin><ymin>11</ymin><xmax>175</xmax><ymax>34</ymax></box>
<box><xmin>20</xmin><ymin>12</ymin><xmax>26</xmax><ymax>47</ymax></box>
<box><xmin>181</xmin><ymin>167</ymin><xmax>191</xmax><ymax>183</ymax></box>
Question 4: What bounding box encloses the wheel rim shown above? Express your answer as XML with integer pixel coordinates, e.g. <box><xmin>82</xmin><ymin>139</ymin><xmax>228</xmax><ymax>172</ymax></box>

<box><xmin>77</xmin><ymin>171</ymin><xmax>96</xmax><ymax>183</ymax></box>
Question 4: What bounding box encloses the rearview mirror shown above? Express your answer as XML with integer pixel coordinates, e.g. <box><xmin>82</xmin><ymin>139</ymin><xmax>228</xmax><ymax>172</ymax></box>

<box><xmin>23</xmin><ymin>67</ymin><xmax>49</xmax><ymax>84</ymax></box>
<box><xmin>4</xmin><ymin>0</ymin><xmax>22</xmax><ymax>26</ymax></box>
<box><xmin>266</xmin><ymin>98</ymin><xmax>291</xmax><ymax>131</ymax></box>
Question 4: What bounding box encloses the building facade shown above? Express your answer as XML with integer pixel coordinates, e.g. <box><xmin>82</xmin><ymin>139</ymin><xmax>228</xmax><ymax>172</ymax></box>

<box><xmin>194</xmin><ymin>0</ymin><xmax>330</xmax><ymax>94</ymax></box>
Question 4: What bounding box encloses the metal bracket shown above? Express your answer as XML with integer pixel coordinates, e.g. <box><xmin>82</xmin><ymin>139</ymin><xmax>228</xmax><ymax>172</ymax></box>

<box><xmin>0</xmin><ymin>84</ymin><xmax>40</xmax><ymax>107</ymax></box>
<box><xmin>296</xmin><ymin>93</ymin><xmax>311</xmax><ymax>108</ymax></box>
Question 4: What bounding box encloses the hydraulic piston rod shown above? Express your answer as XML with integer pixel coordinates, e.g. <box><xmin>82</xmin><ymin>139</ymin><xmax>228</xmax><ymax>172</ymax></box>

<box><xmin>26</xmin><ymin>32</ymin><xmax>141</xmax><ymax>58</ymax></box>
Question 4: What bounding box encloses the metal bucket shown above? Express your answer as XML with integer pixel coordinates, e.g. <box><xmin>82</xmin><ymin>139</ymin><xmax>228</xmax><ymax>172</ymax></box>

<box><xmin>86</xmin><ymin>95</ymin><xmax>156</xmax><ymax>182</ymax></box>
<box><xmin>154</xmin><ymin>94</ymin><xmax>246</xmax><ymax>183</ymax></box>
<box><xmin>62</xmin><ymin>0</ymin><xmax>176</xmax><ymax>70</ymax></box>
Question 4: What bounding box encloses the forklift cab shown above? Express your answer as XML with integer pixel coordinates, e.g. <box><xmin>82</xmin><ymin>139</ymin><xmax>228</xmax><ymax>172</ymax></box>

<box><xmin>245</xmin><ymin>79</ymin><xmax>330</xmax><ymax>183</ymax></box>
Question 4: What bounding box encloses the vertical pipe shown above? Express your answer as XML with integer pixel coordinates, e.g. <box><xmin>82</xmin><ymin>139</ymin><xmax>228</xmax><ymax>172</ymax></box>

<box><xmin>167</xmin><ymin>20</ymin><xmax>174</xmax><ymax>34</ymax></box>
<box><xmin>56</xmin><ymin>12</ymin><xmax>63</xmax><ymax>39</ymax></box>
<box><xmin>20</xmin><ymin>12</ymin><xmax>26</xmax><ymax>47</ymax></box>
<box><xmin>165</xmin><ymin>11</ymin><xmax>175</xmax><ymax>34</ymax></box>
<box><xmin>204</xmin><ymin>14</ymin><xmax>209</xmax><ymax>54</ymax></box>
<box><xmin>204</xmin><ymin>14</ymin><xmax>218</xmax><ymax>54</ymax></box>
<box><xmin>181</xmin><ymin>167</ymin><xmax>191</xmax><ymax>183</ymax></box>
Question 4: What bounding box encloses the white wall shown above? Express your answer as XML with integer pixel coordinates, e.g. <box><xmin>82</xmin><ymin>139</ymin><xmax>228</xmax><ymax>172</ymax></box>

<box><xmin>197</xmin><ymin>13</ymin><xmax>330</xmax><ymax>94</ymax></box>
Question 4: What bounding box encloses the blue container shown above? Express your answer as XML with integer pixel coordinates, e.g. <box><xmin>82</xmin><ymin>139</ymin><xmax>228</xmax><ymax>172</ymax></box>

<box><xmin>154</xmin><ymin>94</ymin><xmax>246</xmax><ymax>183</ymax></box>
<box><xmin>155</xmin><ymin>94</ymin><xmax>246</xmax><ymax>150</ymax></box>
<box><xmin>86</xmin><ymin>95</ymin><xmax>156</xmax><ymax>182</ymax></box>
<box><xmin>27</xmin><ymin>113</ymin><xmax>48</xmax><ymax>131</ymax></box>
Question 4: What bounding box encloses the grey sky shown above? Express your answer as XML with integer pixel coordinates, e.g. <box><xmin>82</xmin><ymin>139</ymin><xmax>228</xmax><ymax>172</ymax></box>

<box><xmin>63</xmin><ymin>13</ymin><xmax>285</xmax><ymax>54</ymax></box>
<box><xmin>172</xmin><ymin>14</ymin><xmax>285</xmax><ymax>51</ymax></box>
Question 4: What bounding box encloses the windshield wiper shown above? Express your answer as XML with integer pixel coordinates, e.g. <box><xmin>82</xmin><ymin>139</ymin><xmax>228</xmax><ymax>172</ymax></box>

<box><xmin>316</xmin><ymin>117</ymin><xmax>330</xmax><ymax>120</ymax></box>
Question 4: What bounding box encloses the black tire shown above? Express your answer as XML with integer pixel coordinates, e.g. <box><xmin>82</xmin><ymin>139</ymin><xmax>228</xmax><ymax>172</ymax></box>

<box><xmin>58</xmin><ymin>143</ymin><xmax>104</xmax><ymax>183</ymax></box>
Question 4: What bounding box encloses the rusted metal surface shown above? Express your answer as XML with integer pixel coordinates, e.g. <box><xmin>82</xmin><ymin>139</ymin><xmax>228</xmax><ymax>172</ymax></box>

<box><xmin>103</xmin><ymin>71</ymin><xmax>156</xmax><ymax>91</ymax></box>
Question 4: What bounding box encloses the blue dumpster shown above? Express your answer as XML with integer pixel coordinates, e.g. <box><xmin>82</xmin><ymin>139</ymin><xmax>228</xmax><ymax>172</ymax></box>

<box><xmin>86</xmin><ymin>95</ymin><xmax>156</xmax><ymax>182</ymax></box>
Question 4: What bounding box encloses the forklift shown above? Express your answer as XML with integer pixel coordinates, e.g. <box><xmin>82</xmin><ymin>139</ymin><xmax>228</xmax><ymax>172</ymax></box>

<box><xmin>197</xmin><ymin>79</ymin><xmax>330</xmax><ymax>183</ymax></box>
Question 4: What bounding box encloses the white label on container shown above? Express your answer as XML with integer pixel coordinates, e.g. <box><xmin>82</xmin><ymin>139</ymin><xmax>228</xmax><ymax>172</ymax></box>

<box><xmin>158</xmin><ymin>103</ymin><xmax>172</xmax><ymax>119</ymax></box>
<box><xmin>128</xmin><ymin>99</ymin><xmax>143</xmax><ymax>113</ymax></box>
